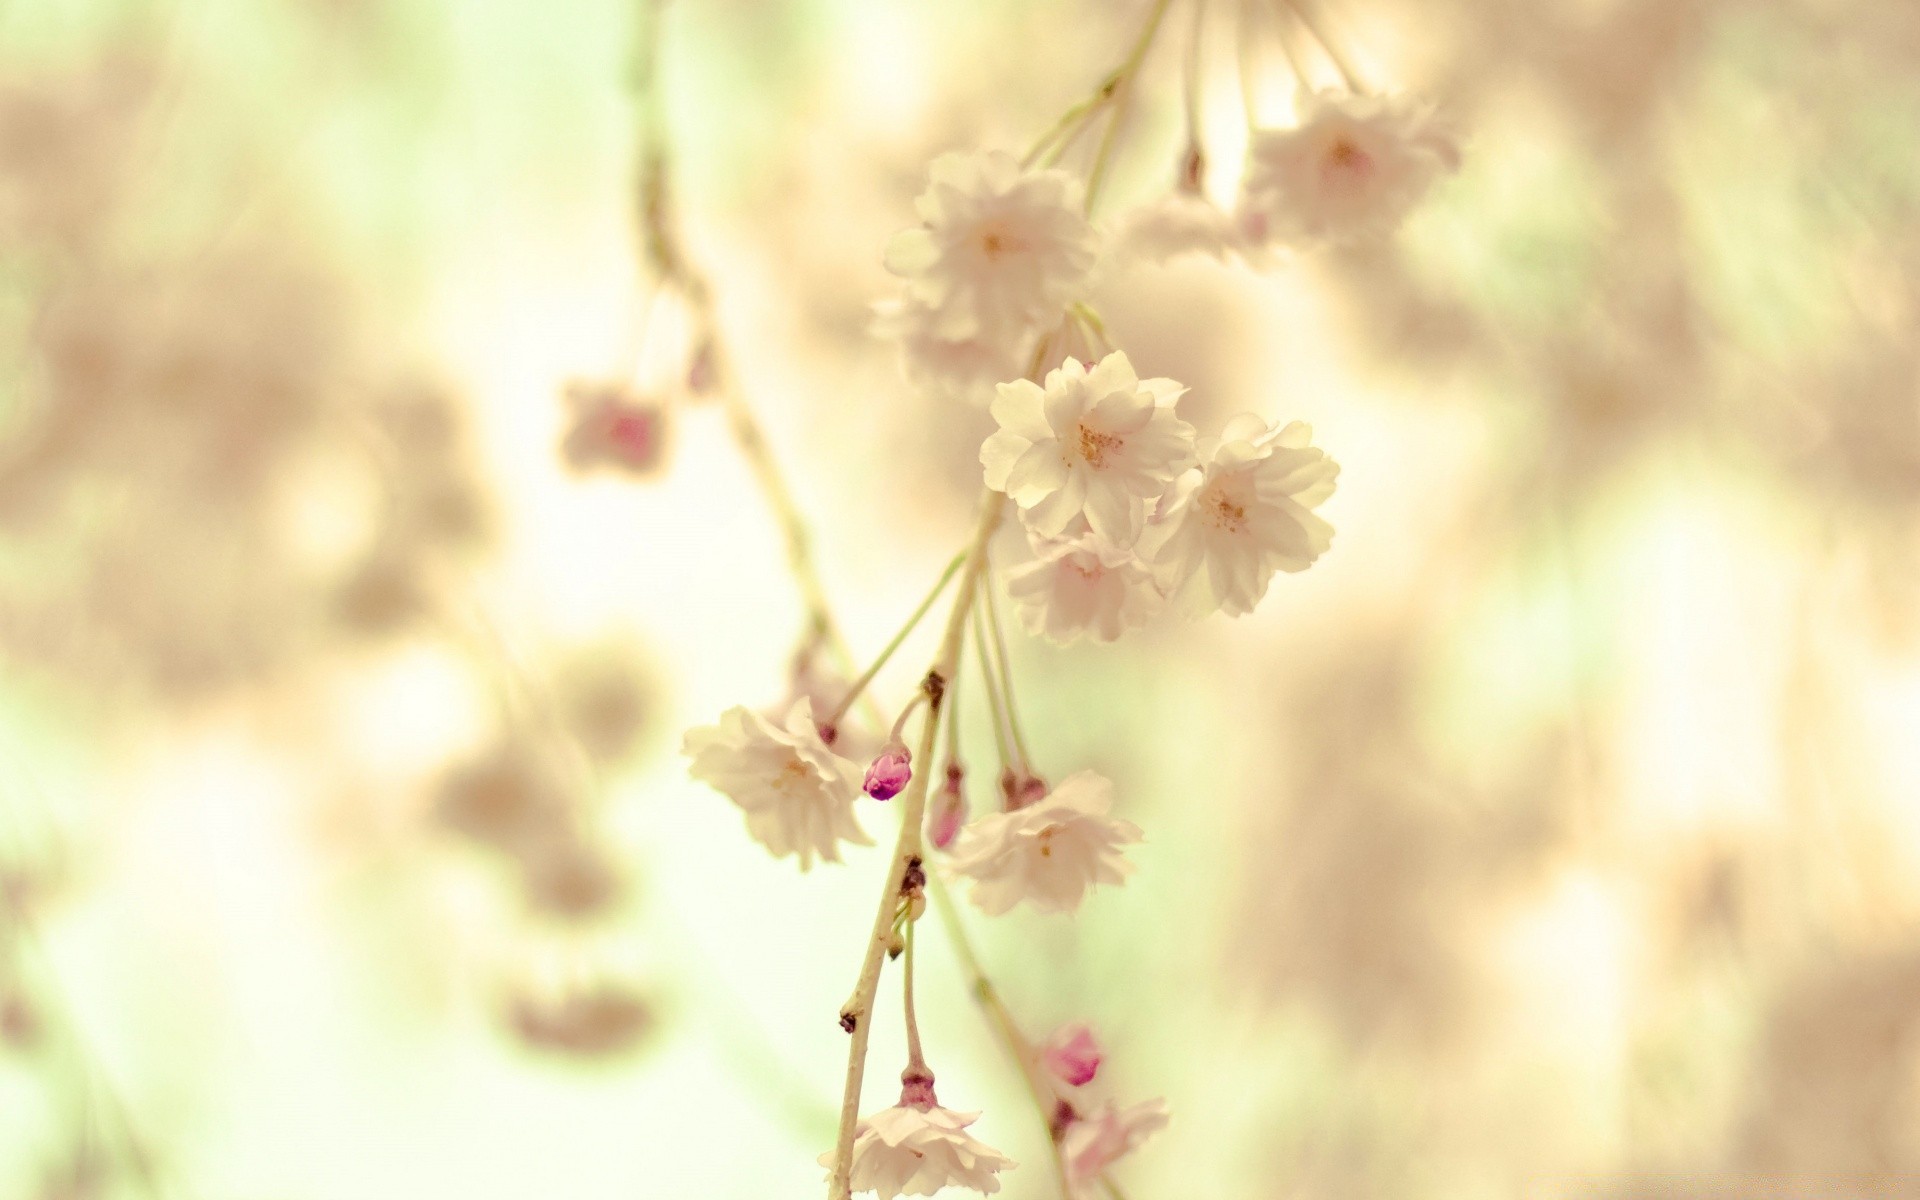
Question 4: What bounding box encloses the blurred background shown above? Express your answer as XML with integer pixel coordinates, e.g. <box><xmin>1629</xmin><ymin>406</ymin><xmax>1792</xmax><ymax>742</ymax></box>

<box><xmin>2</xmin><ymin>0</ymin><xmax>1919</xmax><ymax>1196</ymax></box>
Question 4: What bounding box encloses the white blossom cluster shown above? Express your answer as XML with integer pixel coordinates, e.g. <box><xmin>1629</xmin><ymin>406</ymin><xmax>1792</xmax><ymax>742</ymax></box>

<box><xmin>982</xmin><ymin>348</ymin><xmax>1339</xmax><ymax>640</ymax></box>
<box><xmin>1117</xmin><ymin>88</ymin><xmax>1461</xmax><ymax>265</ymax></box>
<box><xmin>674</xmin><ymin>15</ymin><xmax>1462</xmax><ymax>1196</ymax></box>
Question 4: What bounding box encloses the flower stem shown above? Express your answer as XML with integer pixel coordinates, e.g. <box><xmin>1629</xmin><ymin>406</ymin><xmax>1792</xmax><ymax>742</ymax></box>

<box><xmin>828</xmin><ymin>551</ymin><xmax>968</xmax><ymax>728</ymax></box>
<box><xmin>942</xmin><ymin>632</ymin><xmax>967</xmax><ymax>766</ymax></box>
<box><xmin>1266</xmin><ymin>0</ymin><xmax>1315</xmax><ymax>90</ymax></box>
<box><xmin>1236</xmin><ymin>0</ymin><xmax>1263</xmax><ymax>127</ymax></box>
<box><xmin>1083</xmin><ymin>0</ymin><xmax>1180</xmax><ymax>214</ymax></box>
<box><xmin>1280</xmin><ymin>0</ymin><xmax>1365</xmax><ymax>94</ymax></box>
<box><xmin>901</xmin><ymin>915</ymin><xmax>927</xmax><ymax>1076</ymax></box>
<box><xmin>828</xmin><ymin>489</ymin><xmax>1008</xmax><ymax>1200</ymax></box>
<box><xmin>1024</xmin><ymin>86</ymin><xmax>1114</xmax><ymax>170</ymax></box>
<box><xmin>978</xmin><ymin>567</ymin><xmax>1036</xmax><ymax>771</ymax></box>
<box><xmin>970</xmin><ymin>593</ymin><xmax>1017</xmax><ymax>769</ymax></box>
<box><xmin>0</xmin><ymin>865</ymin><xmax>172</xmax><ymax>1199</ymax></box>
<box><xmin>1182</xmin><ymin>0</ymin><xmax>1208</xmax><ymax>153</ymax></box>
<box><xmin>928</xmin><ymin>879</ymin><xmax>1075</xmax><ymax>1198</ymax></box>
<box><xmin>630</xmin><ymin>0</ymin><xmax>869</xmax><ymax>688</ymax></box>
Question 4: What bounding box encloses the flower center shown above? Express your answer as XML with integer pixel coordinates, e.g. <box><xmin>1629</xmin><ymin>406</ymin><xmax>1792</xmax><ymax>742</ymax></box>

<box><xmin>1202</xmin><ymin>483</ymin><xmax>1248</xmax><ymax>533</ymax></box>
<box><xmin>977</xmin><ymin>220</ymin><xmax>1024</xmax><ymax>261</ymax></box>
<box><xmin>606</xmin><ymin>411</ymin><xmax>654</xmax><ymax>460</ymax></box>
<box><xmin>1037</xmin><ymin>825</ymin><xmax>1057</xmax><ymax>858</ymax></box>
<box><xmin>1076</xmin><ymin>422</ymin><xmax>1121</xmax><ymax>468</ymax></box>
<box><xmin>1324</xmin><ymin>136</ymin><xmax>1374</xmax><ymax>178</ymax></box>
<box><xmin>773</xmin><ymin>757</ymin><xmax>810</xmax><ymax>793</ymax></box>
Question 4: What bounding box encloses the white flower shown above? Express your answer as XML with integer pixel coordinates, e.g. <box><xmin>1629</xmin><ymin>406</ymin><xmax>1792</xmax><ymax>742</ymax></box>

<box><xmin>873</xmin><ymin>296</ymin><xmax>1024</xmax><ymax>402</ymax></box>
<box><xmin>885</xmin><ymin>149</ymin><xmax>1098</xmax><ymax>345</ymax></box>
<box><xmin>947</xmin><ymin>770</ymin><xmax>1141</xmax><ymax>916</ymax></box>
<box><xmin>1144</xmin><ymin>414</ymin><xmax>1337</xmax><ymax>617</ymax></box>
<box><xmin>682</xmin><ymin>698</ymin><xmax>871</xmax><ymax>870</ymax></box>
<box><xmin>1062</xmin><ymin>1098</ymin><xmax>1170</xmax><ymax>1186</ymax></box>
<box><xmin>820</xmin><ymin>1102</ymin><xmax>1016</xmax><ymax>1198</ymax></box>
<box><xmin>1006</xmin><ymin>535</ymin><xmax>1160</xmax><ymax>644</ymax></box>
<box><xmin>980</xmin><ymin>352</ymin><xmax>1196</xmax><ymax>543</ymax></box>
<box><xmin>1115</xmin><ymin>190</ymin><xmax>1243</xmax><ymax>265</ymax></box>
<box><xmin>1237</xmin><ymin>90</ymin><xmax>1459</xmax><ymax>246</ymax></box>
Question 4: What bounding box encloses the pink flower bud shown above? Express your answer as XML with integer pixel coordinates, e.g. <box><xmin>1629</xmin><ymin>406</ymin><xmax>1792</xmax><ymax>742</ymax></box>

<box><xmin>1041</xmin><ymin>1023</ymin><xmax>1102</xmax><ymax>1088</ymax></box>
<box><xmin>928</xmin><ymin>762</ymin><xmax>967</xmax><ymax>850</ymax></box>
<box><xmin>863</xmin><ymin>742</ymin><xmax>912</xmax><ymax>800</ymax></box>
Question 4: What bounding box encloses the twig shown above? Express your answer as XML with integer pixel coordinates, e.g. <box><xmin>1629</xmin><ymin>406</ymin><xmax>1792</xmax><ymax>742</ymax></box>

<box><xmin>827</xmin><ymin>490</ymin><xmax>1008</xmax><ymax>1200</ymax></box>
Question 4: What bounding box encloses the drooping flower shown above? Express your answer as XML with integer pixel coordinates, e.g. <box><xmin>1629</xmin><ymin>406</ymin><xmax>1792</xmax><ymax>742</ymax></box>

<box><xmin>864</xmin><ymin>741</ymin><xmax>913</xmax><ymax>801</ymax></box>
<box><xmin>999</xmin><ymin>766</ymin><xmax>1049</xmax><ymax>811</ymax></box>
<box><xmin>1040</xmin><ymin>1023</ymin><xmax>1103</xmax><ymax>1088</ymax></box>
<box><xmin>682</xmin><ymin>698</ymin><xmax>871</xmax><ymax>870</ymax></box>
<box><xmin>1115</xmin><ymin>190</ymin><xmax>1244</xmax><ymax>265</ymax></box>
<box><xmin>560</xmin><ymin>379</ymin><xmax>666</xmax><ymax>476</ymax></box>
<box><xmin>1005</xmin><ymin>534</ymin><xmax>1161</xmax><ymax>644</ymax></box>
<box><xmin>981</xmin><ymin>352</ymin><xmax>1196</xmax><ymax>543</ymax></box>
<box><xmin>873</xmin><ymin>295</ymin><xmax>1025</xmax><ymax>402</ymax></box>
<box><xmin>1237</xmin><ymin>90</ymin><xmax>1459</xmax><ymax>246</ymax></box>
<box><xmin>1061</xmin><ymin>1098</ymin><xmax>1170</xmax><ymax>1185</ymax></box>
<box><xmin>779</xmin><ymin>649</ymin><xmax>882</xmax><ymax>761</ymax></box>
<box><xmin>1143</xmin><ymin>414</ymin><xmax>1338</xmax><ymax>618</ymax></box>
<box><xmin>821</xmin><ymin>1078</ymin><xmax>1016</xmax><ymax>1198</ymax></box>
<box><xmin>885</xmin><ymin>149</ymin><xmax>1098</xmax><ymax>345</ymax></box>
<box><xmin>947</xmin><ymin>770</ymin><xmax>1141</xmax><ymax>916</ymax></box>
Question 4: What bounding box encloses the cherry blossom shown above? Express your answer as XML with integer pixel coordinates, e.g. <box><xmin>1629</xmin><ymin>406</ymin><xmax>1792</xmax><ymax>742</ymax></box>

<box><xmin>1005</xmin><ymin>535</ymin><xmax>1160</xmax><ymax>644</ymax></box>
<box><xmin>1145</xmin><ymin>414</ymin><xmax>1338</xmax><ymax>617</ymax></box>
<box><xmin>682</xmin><ymin>698</ymin><xmax>871</xmax><ymax>870</ymax></box>
<box><xmin>1041</xmin><ymin>1023</ymin><xmax>1103</xmax><ymax>1089</ymax></box>
<box><xmin>873</xmin><ymin>295</ymin><xmax>1023</xmax><ymax>402</ymax></box>
<box><xmin>822</xmin><ymin>1088</ymin><xmax>1016</xmax><ymax>1198</ymax></box>
<box><xmin>980</xmin><ymin>352</ymin><xmax>1196</xmax><ymax>543</ymax></box>
<box><xmin>1061</xmin><ymin>1098</ymin><xmax>1170</xmax><ymax>1186</ymax></box>
<box><xmin>1115</xmin><ymin>189</ymin><xmax>1244</xmax><ymax>264</ymax></box>
<box><xmin>884</xmin><ymin>149</ymin><xmax>1098</xmax><ymax>346</ymax></box>
<box><xmin>947</xmin><ymin>770</ymin><xmax>1141</xmax><ymax>915</ymax></box>
<box><xmin>1237</xmin><ymin>90</ymin><xmax>1459</xmax><ymax>246</ymax></box>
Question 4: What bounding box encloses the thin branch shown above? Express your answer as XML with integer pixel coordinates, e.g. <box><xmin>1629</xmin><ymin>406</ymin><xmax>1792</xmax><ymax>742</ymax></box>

<box><xmin>1279</xmin><ymin>0</ymin><xmax>1365</xmax><ymax>93</ymax></box>
<box><xmin>1084</xmin><ymin>0</ymin><xmax>1180</xmax><ymax>214</ymax></box>
<box><xmin>979</xmin><ymin>567</ymin><xmax>1036</xmax><ymax>771</ymax></box>
<box><xmin>929</xmin><ymin>879</ymin><xmax>1075</xmax><ymax>1197</ymax></box>
<box><xmin>971</xmin><ymin>590</ymin><xmax>1017</xmax><ymax>770</ymax></box>
<box><xmin>827</xmin><ymin>551</ymin><xmax>967</xmax><ymax>728</ymax></box>
<box><xmin>827</xmin><ymin>490</ymin><xmax>1009</xmax><ymax>1200</ymax></box>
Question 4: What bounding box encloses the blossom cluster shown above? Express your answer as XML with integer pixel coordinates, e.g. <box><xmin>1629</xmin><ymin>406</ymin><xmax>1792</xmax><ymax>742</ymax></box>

<box><xmin>670</xmin><ymin>11</ymin><xmax>1462</xmax><ymax>1197</ymax></box>
<box><xmin>1119</xmin><ymin>88</ymin><xmax>1460</xmax><ymax>265</ymax></box>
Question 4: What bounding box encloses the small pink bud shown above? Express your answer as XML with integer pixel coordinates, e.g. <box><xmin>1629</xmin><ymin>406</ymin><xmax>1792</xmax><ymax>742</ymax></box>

<box><xmin>1041</xmin><ymin>1023</ymin><xmax>1102</xmax><ymax>1089</ymax></box>
<box><xmin>561</xmin><ymin>381</ymin><xmax>666</xmax><ymax>476</ymax></box>
<box><xmin>863</xmin><ymin>742</ymin><xmax>912</xmax><ymax>800</ymax></box>
<box><xmin>928</xmin><ymin>762</ymin><xmax>967</xmax><ymax>850</ymax></box>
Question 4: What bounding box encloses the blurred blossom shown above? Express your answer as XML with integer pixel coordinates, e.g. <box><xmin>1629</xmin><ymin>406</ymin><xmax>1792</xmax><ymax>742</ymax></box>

<box><xmin>561</xmin><ymin>380</ymin><xmax>670</xmax><ymax>477</ymax></box>
<box><xmin>506</xmin><ymin>980</ymin><xmax>656</xmax><ymax>1060</ymax></box>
